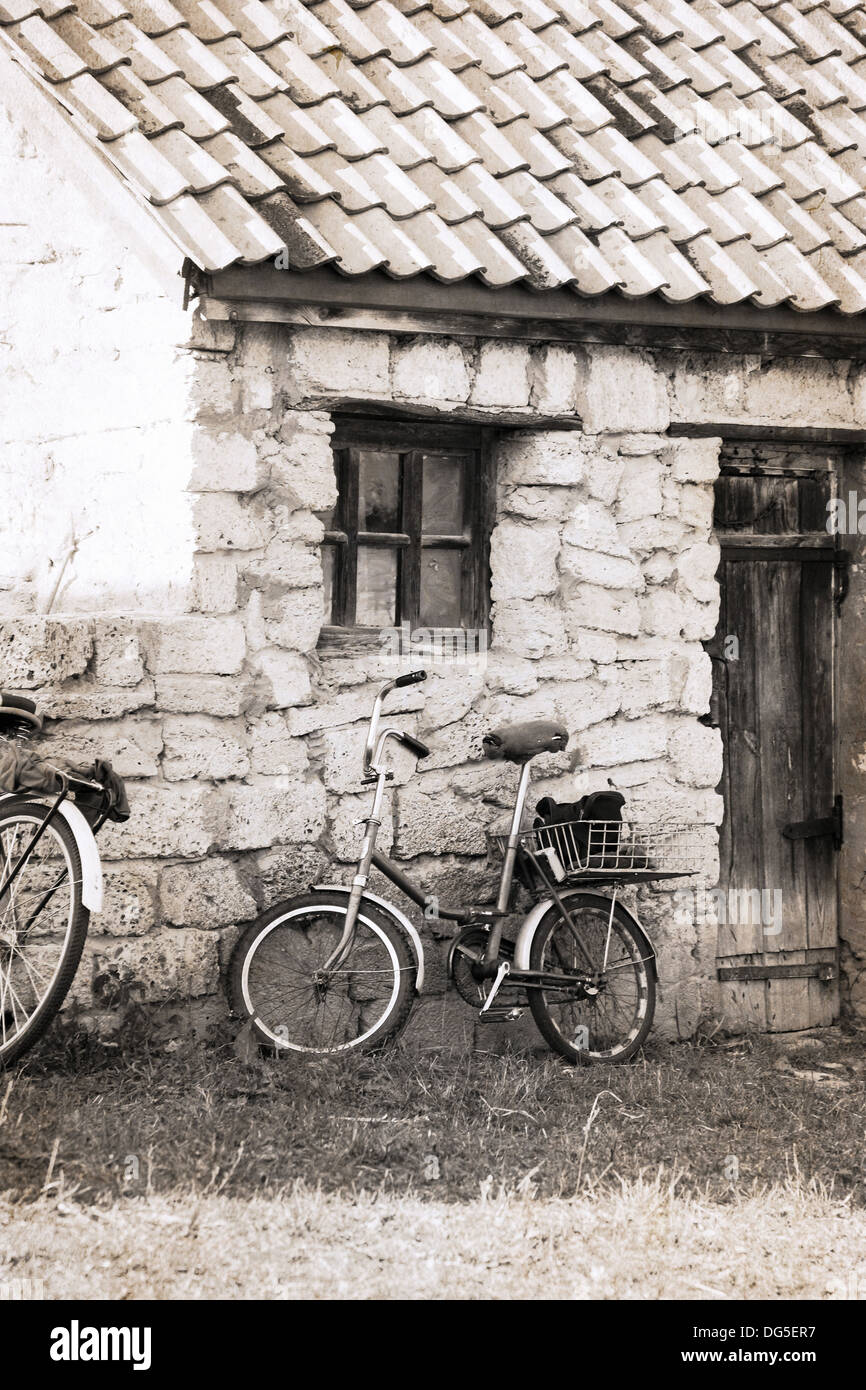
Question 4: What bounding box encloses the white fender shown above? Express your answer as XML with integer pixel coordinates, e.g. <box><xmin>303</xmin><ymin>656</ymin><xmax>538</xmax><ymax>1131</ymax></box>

<box><xmin>0</xmin><ymin>793</ymin><xmax>103</xmax><ymax>912</ymax></box>
<box><xmin>513</xmin><ymin>889</ymin><xmax>655</xmax><ymax>973</ymax></box>
<box><xmin>56</xmin><ymin>801</ymin><xmax>103</xmax><ymax>913</ymax></box>
<box><xmin>312</xmin><ymin>883</ymin><xmax>425</xmax><ymax>992</ymax></box>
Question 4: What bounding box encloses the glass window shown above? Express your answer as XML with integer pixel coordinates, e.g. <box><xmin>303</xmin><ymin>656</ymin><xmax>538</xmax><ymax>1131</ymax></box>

<box><xmin>321</xmin><ymin>421</ymin><xmax>491</xmax><ymax>634</ymax></box>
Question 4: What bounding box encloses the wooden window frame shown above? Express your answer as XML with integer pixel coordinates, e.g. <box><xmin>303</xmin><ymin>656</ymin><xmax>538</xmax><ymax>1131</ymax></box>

<box><xmin>319</xmin><ymin>416</ymin><xmax>495</xmax><ymax>652</ymax></box>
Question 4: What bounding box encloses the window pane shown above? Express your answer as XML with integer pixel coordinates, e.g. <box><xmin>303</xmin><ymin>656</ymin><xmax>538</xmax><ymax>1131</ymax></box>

<box><xmin>422</xmin><ymin>455</ymin><xmax>465</xmax><ymax>535</ymax></box>
<box><xmin>420</xmin><ymin>549</ymin><xmax>462</xmax><ymax>627</ymax></box>
<box><xmin>322</xmin><ymin>546</ymin><xmax>335</xmax><ymax>623</ymax></box>
<box><xmin>357</xmin><ymin>547</ymin><xmax>397</xmax><ymax>626</ymax></box>
<box><xmin>358</xmin><ymin>451</ymin><xmax>400</xmax><ymax>532</ymax></box>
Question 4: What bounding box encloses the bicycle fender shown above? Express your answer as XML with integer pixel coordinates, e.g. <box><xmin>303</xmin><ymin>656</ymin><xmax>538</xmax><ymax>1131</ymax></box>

<box><xmin>57</xmin><ymin>801</ymin><xmax>103</xmax><ymax>913</ymax></box>
<box><xmin>312</xmin><ymin>883</ymin><xmax>424</xmax><ymax>992</ymax></box>
<box><xmin>513</xmin><ymin>890</ymin><xmax>657</xmax><ymax>980</ymax></box>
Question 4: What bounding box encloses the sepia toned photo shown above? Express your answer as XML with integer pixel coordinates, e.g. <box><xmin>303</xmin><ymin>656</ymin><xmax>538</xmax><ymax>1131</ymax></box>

<box><xmin>0</xmin><ymin>0</ymin><xmax>864</xmax><ymax>1344</ymax></box>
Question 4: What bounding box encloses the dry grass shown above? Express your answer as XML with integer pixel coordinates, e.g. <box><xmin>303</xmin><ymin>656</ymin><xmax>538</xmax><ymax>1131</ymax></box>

<box><xmin>4</xmin><ymin>1175</ymin><xmax>866</xmax><ymax>1300</ymax></box>
<box><xmin>1</xmin><ymin>1023</ymin><xmax>865</xmax><ymax>1298</ymax></box>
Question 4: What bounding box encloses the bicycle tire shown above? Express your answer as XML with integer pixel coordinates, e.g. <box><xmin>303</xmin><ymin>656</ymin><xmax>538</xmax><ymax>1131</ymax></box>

<box><xmin>228</xmin><ymin>891</ymin><xmax>416</xmax><ymax>1055</ymax></box>
<box><xmin>0</xmin><ymin>797</ymin><xmax>90</xmax><ymax>1066</ymax></box>
<box><xmin>528</xmin><ymin>891</ymin><xmax>655</xmax><ymax>1063</ymax></box>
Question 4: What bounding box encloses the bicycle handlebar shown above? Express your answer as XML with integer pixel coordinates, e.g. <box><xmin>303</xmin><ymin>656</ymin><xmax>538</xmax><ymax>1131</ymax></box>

<box><xmin>394</xmin><ymin>669</ymin><xmax>427</xmax><ymax>687</ymax></box>
<box><xmin>363</xmin><ymin>672</ymin><xmax>430</xmax><ymax>774</ymax></box>
<box><xmin>398</xmin><ymin>731</ymin><xmax>430</xmax><ymax>760</ymax></box>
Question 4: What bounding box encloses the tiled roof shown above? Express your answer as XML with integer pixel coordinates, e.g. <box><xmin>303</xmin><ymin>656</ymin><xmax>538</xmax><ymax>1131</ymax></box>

<box><xmin>7</xmin><ymin>1</ymin><xmax>866</xmax><ymax>312</ymax></box>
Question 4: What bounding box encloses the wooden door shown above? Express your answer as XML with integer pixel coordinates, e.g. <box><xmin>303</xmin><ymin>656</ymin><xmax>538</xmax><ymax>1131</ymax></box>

<box><xmin>707</xmin><ymin>442</ymin><xmax>841</xmax><ymax>1032</ymax></box>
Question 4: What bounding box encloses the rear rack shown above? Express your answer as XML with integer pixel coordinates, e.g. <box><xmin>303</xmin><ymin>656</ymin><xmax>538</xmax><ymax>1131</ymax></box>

<box><xmin>489</xmin><ymin>820</ymin><xmax>706</xmax><ymax>884</ymax></box>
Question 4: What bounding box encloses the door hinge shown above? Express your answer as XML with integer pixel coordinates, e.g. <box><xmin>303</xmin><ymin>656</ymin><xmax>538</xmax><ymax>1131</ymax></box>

<box><xmin>718</xmin><ymin>961</ymin><xmax>836</xmax><ymax>982</ymax></box>
<box><xmin>782</xmin><ymin>794</ymin><xmax>843</xmax><ymax>851</ymax></box>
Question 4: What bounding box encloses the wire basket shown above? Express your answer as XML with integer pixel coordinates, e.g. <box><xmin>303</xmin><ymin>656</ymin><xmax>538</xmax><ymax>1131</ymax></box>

<box><xmin>489</xmin><ymin>820</ymin><xmax>706</xmax><ymax>883</ymax></box>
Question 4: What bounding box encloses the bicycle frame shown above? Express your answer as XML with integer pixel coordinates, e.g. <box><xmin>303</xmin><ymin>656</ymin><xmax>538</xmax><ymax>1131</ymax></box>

<box><xmin>319</xmin><ymin>675</ymin><xmax>657</xmax><ymax>1009</ymax></box>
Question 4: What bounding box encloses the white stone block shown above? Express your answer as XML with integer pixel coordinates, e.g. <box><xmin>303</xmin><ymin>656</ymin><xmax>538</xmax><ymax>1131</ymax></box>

<box><xmin>162</xmin><ymin>715</ymin><xmax>250</xmax><ymax>781</ymax></box>
<box><xmin>563</xmin><ymin>583</ymin><xmax>640</xmax><ymax>636</ymax></box>
<box><xmin>669</xmin><ymin>721</ymin><xmax>723</xmax><ymax>787</ymax></box>
<box><xmin>490</xmin><ymin>519</ymin><xmax>559</xmax><ymax>599</ymax></box>
<box><xmin>160</xmin><ymin>857</ymin><xmax>258</xmax><ymax>928</ymax></box>
<box><xmin>471</xmin><ymin>341</ymin><xmax>531</xmax><ymax>407</ymax></box>
<box><xmin>193</xmin><ymin>554</ymin><xmax>239</xmax><ymax>614</ymax></box>
<box><xmin>141</xmin><ymin>616</ymin><xmax>246</xmax><ymax>675</ymax></box>
<box><xmin>269</xmin><ymin>425</ymin><xmax>338</xmax><ymax>511</ymax></box>
<box><xmin>531</xmin><ymin>344</ymin><xmax>579</xmax><ymax>414</ymax></box>
<box><xmin>639</xmin><ymin>589</ymin><xmax>687</xmax><ymax>638</ymax></box>
<box><xmin>189</xmin><ymin>430</ymin><xmax>261</xmax><ymax>492</ymax></box>
<box><xmin>677</xmin><ymin>542</ymin><xmax>720</xmax><ymax>603</ymax></box>
<box><xmin>500</xmin><ymin>485</ymin><xmax>574</xmax><ymax>521</ymax></box>
<box><xmin>248</xmin><ymin>712</ymin><xmax>309</xmax><ymax>777</ymax></box>
<box><xmin>222</xmin><ymin>777</ymin><xmax>326</xmax><ymax>851</ymax></box>
<box><xmin>392</xmin><ymin>336</ymin><xmax>471</xmax><ymax>402</ymax></box>
<box><xmin>580</xmin><ymin>714</ymin><xmax>672</xmax><ymax>767</ymax></box>
<box><xmin>92</xmin><ymin>619</ymin><xmax>145</xmax><ymax>688</ymax></box>
<box><xmin>560</xmin><ymin>546</ymin><xmax>644</xmax><ymax>590</ymax></box>
<box><xmin>575</xmin><ymin>347</ymin><xmax>670</xmax><ymax>433</ymax></box>
<box><xmin>254</xmin><ymin>649</ymin><xmax>312</xmax><ymax>708</ymax></box>
<box><xmin>616</xmin><ymin>457</ymin><xmax>663</xmax><ymax>522</ymax></box>
<box><xmin>155</xmin><ymin>675</ymin><xmax>245</xmax><ymax>717</ymax></box>
<box><xmin>491</xmin><ymin>597</ymin><xmax>568</xmax><ymax>657</ymax></box>
<box><xmin>193</xmin><ymin>493</ymin><xmax>272</xmax><ymax>552</ymax></box>
<box><xmin>97</xmin><ymin>782</ymin><xmax>218</xmax><ymax>858</ymax></box>
<box><xmin>562</xmin><ymin>500</ymin><xmax>629</xmax><ymax>557</ymax></box>
<box><xmin>584</xmin><ymin>449</ymin><xmax>624</xmax><ymax>506</ymax></box>
<box><xmin>665</xmin><ymin>436</ymin><xmax>722</xmax><ymax>483</ymax></box>
<box><xmin>497</xmin><ymin>432</ymin><xmax>585</xmax><ymax>487</ymax></box>
<box><xmin>290</xmin><ymin>327</ymin><xmax>389</xmax><ymax>395</ymax></box>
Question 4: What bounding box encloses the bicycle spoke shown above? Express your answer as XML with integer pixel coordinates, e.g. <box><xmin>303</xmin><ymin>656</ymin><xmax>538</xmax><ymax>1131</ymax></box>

<box><xmin>0</xmin><ymin>807</ymin><xmax>86</xmax><ymax>1063</ymax></box>
<box><xmin>532</xmin><ymin>901</ymin><xmax>650</xmax><ymax>1059</ymax></box>
<box><xmin>238</xmin><ymin>904</ymin><xmax>406</xmax><ymax>1053</ymax></box>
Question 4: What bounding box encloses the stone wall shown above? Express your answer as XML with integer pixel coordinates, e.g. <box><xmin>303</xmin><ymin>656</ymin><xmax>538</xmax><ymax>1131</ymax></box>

<box><xmin>1</xmin><ymin>314</ymin><xmax>734</xmax><ymax>1046</ymax></box>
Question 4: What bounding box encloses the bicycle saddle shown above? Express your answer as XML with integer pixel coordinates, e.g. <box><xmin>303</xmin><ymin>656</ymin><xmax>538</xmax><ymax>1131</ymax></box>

<box><xmin>482</xmin><ymin>720</ymin><xmax>568</xmax><ymax>764</ymax></box>
<box><xmin>0</xmin><ymin>692</ymin><xmax>42</xmax><ymax>735</ymax></box>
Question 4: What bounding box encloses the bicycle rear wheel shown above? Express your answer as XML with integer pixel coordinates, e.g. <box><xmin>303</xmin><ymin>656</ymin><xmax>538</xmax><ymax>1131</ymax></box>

<box><xmin>228</xmin><ymin>892</ymin><xmax>416</xmax><ymax>1055</ymax></box>
<box><xmin>528</xmin><ymin>892</ymin><xmax>655</xmax><ymax>1063</ymax></box>
<box><xmin>0</xmin><ymin>798</ymin><xmax>89</xmax><ymax>1066</ymax></box>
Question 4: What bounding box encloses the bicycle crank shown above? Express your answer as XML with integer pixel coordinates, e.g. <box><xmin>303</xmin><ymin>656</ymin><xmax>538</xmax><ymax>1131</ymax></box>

<box><xmin>447</xmin><ymin>926</ymin><xmax>526</xmax><ymax>1012</ymax></box>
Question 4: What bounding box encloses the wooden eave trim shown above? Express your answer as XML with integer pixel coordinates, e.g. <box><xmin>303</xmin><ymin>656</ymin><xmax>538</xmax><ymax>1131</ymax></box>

<box><xmin>199</xmin><ymin>266</ymin><xmax>866</xmax><ymax>360</ymax></box>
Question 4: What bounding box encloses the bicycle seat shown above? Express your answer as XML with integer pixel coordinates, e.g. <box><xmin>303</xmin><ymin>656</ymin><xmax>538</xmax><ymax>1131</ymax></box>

<box><xmin>0</xmin><ymin>692</ymin><xmax>42</xmax><ymax>736</ymax></box>
<box><xmin>482</xmin><ymin>720</ymin><xmax>568</xmax><ymax>764</ymax></box>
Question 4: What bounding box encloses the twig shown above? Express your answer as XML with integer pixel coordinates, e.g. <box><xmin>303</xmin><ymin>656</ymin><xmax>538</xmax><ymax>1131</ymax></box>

<box><xmin>576</xmin><ymin>1090</ymin><xmax>622</xmax><ymax>1192</ymax></box>
<box><xmin>41</xmin><ymin>1135</ymin><xmax>60</xmax><ymax>1194</ymax></box>
<box><xmin>44</xmin><ymin>530</ymin><xmax>95</xmax><ymax>615</ymax></box>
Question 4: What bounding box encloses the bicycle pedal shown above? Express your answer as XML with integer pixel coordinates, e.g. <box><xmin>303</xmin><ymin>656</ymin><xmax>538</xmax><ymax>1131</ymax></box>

<box><xmin>479</xmin><ymin>1006</ymin><xmax>526</xmax><ymax>1022</ymax></box>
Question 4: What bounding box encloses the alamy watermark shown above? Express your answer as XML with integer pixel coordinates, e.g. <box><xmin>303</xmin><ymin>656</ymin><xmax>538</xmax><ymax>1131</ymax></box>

<box><xmin>827</xmin><ymin>491</ymin><xmax>866</xmax><ymax>535</ymax></box>
<box><xmin>674</xmin><ymin>886</ymin><xmax>783</xmax><ymax>936</ymax></box>
<box><xmin>379</xmin><ymin>620</ymin><xmax>488</xmax><ymax>669</ymax></box>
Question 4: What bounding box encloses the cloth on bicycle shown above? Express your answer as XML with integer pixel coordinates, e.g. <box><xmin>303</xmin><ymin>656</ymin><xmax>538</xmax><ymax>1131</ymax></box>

<box><xmin>533</xmin><ymin>790</ymin><xmax>627</xmax><ymax>871</ymax></box>
<box><xmin>0</xmin><ymin>748</ymin><xmax>129</xmax><ymax>823</ymax></box>
<box><xmin>0</xmin><ymin>745</ymin><xmax>65</xmax><ymax>796</ymax></box>
<box><xmin>77</xmin><ymin>759</ymin><xmax>130</xmax><ymax>823</ymax></box>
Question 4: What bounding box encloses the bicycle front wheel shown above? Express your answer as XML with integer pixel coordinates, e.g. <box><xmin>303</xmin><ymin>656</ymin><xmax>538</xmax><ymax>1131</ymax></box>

<box><xmin>528</xmin><ymin>892</ymin><xmax>655</xmax><ymax>1063</ymax></box>
<box><xmin>0</xmin><ymin>798</ymin><xmax>90</xmax><ymax>1066</ymax></box>
<box><xmin>229</xmin><ymin>892</ymin><xmax>416</xmax><ymax>1055</ymax></box>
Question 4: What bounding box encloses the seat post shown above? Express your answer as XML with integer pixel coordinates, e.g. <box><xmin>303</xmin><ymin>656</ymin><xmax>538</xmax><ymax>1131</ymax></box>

<box><xmin>495</xmin><ymin>761</ymin><xmax>533</xmax><ymax>915</ymax></box>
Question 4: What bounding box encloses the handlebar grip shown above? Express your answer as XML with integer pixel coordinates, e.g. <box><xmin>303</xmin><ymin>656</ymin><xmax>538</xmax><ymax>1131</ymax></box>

<box><xmin>400</xmin><ymin>733</ymin><xmax>430</xmax><ymax>759</ymax></box>
<box><xmin>394</xmin><ymin>669</ymin><xmax>427</xmax><ymax>688</ymax></box>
